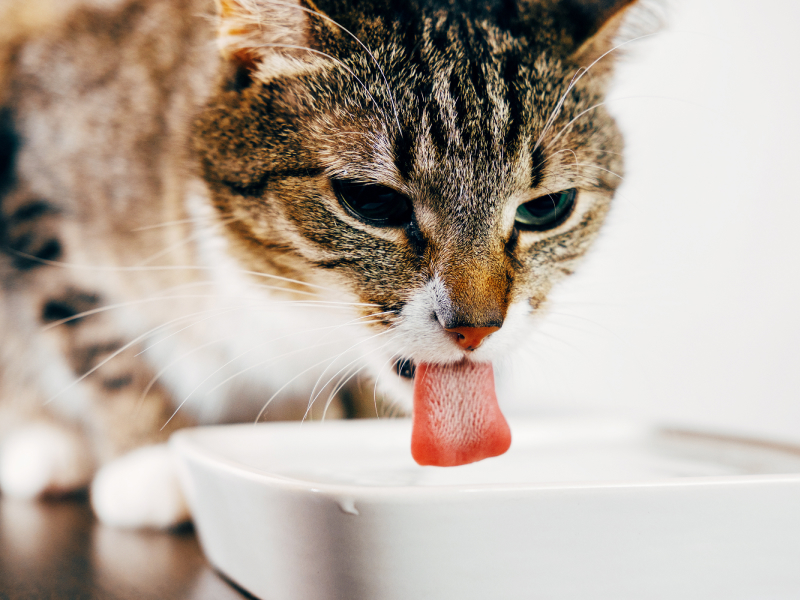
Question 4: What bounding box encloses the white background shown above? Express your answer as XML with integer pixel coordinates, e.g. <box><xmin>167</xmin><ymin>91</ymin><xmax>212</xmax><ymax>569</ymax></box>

<box><xmin>501</xmin><ymin>0</ymin><xmax>800</xmax><ymax>442</ymax></box>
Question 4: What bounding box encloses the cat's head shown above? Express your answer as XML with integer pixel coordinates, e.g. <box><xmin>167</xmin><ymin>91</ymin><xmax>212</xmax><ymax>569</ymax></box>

<box><xmin>195</xmin><ymin>0</ymin><xmax>641</xmax><ymax>462</ymax></box>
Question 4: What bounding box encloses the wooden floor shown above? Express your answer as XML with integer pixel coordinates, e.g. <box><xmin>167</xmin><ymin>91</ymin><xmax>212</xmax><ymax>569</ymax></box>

<box><xmin>0</xmin><ymin>494</ymin><xmax>251</xmax><ymax>600</ymax></box>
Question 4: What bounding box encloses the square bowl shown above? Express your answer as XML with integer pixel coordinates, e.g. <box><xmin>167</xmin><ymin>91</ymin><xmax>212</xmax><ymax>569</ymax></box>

<box><xmin>171</xmin><ymin>416</ymin><xmax>800</xmax><ymax>600</ymax></box>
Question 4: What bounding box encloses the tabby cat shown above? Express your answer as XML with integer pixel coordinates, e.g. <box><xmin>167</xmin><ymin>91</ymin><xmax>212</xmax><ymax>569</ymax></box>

<box><xmin>0</xmin><ymin>0</ymin><xmax>641</xmax><ymax>528</ymax></box>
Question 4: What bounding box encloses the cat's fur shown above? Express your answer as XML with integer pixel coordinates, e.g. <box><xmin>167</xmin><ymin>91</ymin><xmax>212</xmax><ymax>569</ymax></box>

<box><xmin>0</xmin><ymin>0</ymin><xmax>640</xmax><ymax>527</ymax></box>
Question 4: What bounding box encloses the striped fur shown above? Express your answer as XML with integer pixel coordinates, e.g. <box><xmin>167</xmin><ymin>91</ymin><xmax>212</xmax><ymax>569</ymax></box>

<box><xmin>0</xmin><ymin>0</ymin><xmax>643</xmax><ymax>525</ymax></box>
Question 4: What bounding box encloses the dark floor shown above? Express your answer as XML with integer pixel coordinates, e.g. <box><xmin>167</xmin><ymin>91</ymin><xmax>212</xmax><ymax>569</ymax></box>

<box><xmin>0</xmin><ymin>494</ymin><xmax>250</xmax><ymax>600</ymax></box>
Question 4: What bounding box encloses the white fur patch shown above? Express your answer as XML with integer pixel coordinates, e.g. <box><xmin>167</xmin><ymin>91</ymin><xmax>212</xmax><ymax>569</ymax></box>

<box><xmin>154</xmin><ymin>186</ymin><xmax>375</xmax><ymax>423</ymax></box>
<box><xmin>91</xmin><ymin>444</ymin><xmax>189</xmax><ymax>529</ymax></box>
<box><xmin>0</xmin><ymin>422</ymin><xmax>93</xmax><ymax>499</ymax></box>
<box><xmin>370</xmin><ymin>277</ymin><xmax>538</xmax><ymax>410</ymax></box>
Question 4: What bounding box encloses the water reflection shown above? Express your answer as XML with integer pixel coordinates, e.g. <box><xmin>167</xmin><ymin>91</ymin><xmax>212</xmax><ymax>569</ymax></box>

<box><xmin>0</xmin><ymin>494</ymin><xmax>248</xmax><ymax>599</ymax></box>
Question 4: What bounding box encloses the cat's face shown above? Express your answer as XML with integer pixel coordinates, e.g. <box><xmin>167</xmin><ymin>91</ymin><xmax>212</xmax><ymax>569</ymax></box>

<box><xmin>197</xmin><ymin>0</ymin><xmax>629</xmax><ymax>403</ymax></box>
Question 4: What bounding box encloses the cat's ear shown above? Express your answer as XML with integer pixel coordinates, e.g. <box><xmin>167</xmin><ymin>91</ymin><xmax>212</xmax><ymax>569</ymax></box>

<box><xmin>214</xmin><ymin>0</ymin><xmax>325</xmax><ymax>74</ymax></box>
<box><xmin>555</xmin><ymin>0</ymin><xmax>644</xmax><ymax>68</ymax></box>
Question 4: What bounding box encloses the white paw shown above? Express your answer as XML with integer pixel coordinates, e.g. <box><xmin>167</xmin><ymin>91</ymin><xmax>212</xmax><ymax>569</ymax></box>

<box><xmin>0</xmin><ymin>422</ymin><xmax>94</xmax><ymax>499</ymax></box>
<box><xmin>90</xmin><ymin>444</ymin><xmax>190</xmax><ymax>529</ymax></box>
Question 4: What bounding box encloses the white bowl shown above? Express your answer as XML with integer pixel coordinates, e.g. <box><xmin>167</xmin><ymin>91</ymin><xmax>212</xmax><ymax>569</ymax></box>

<box><xmin>171</xmin><ymin>416</ymin><xmax>800</xmax><ymax>600</ymax></box>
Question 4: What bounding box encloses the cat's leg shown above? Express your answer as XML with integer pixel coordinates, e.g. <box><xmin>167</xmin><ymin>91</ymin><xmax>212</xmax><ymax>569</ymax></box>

<box><xmin>40</xmin><ymin>298</ymin><xmax>196</xmax><ymax>529</ymax></box>
<box><xmin>0</xmin><ymin>285</ymin><xmax>95</xmax><ymax>499</ymax></box>
<box><xmin>0</xmin><ymin>96</ymin><xmax>192</xmax><ymax>527</ymax></box>
<box><xmin>0</xmin><ymin>267</ymin><xmax>193</xmax><ymax>526</ymax></box>
<box><xmin>91</xmin><ymin>444</ymin><xmax>189</xmax><ymax>529</ymax></box>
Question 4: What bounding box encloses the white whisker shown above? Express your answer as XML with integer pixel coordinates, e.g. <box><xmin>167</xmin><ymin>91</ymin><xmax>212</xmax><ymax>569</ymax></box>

<box><xmin>533</xmin><ymin>32</ymin><xmax>660</xmax><ymax>154</ymax></box>
<box><xmin>252</xmin><ymin>43</ymin><xmax>390</xmax><ymax>125</ymax></box>
<box><xmin>135</xmin><ymin>216</ymin><xmax>237</xmax><ymax>267</ymax></box>
<box><xmin>45</xmin><ymin>307</ymin><xmax>234</xmax><ymax>404</ymax></box>
<box><xmin>130</xmin><ymin>215</ymin><xmax>219</xmax><ymax>232</ymax></box>
<box><xmin>259</xmin><ymin>0</ymin><xmax>401</xmax><ymax>133</ymax></box>
<box><xmin>305</xmin><ymin>327</ymin><xmax>397</xmax><ymax>417</ymax></box>
<box><xmin>7</xmin><ymin>249</ymin><xmax>341</xmax><ymax>293</ymax></box>
<box><xmin>321</xmin><ymin>363</ymin><xmax>364</xmax><ymax>421</ymax></box>
<box><xmin>304</xmin><ymin>331</ymin><xmax>397</xmax><ymax>421</ymax></box>
<box><xmin>161</xmin><ymin>311</ymin><xmax>396</xmax><ymax>428</ymax></box>
<box><xmin>371</xmin><ymin>348</ymin><xmax>408</xmax><ymax>418</ymax></box>
<box><xmin>135</xmin><ymin>336</ymin><xmax>229</xmax><ymax>414</ymax></box>
<box><xmin>42</xmin><ymin>294</ymin><xmax>376</xmax><ymax>331</ymax></box>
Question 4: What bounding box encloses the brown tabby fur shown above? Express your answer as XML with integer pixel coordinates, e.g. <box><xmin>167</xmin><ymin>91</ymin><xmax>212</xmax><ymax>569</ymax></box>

<box><xmin>0</xmin><ymin>0</ymin><xmax>634</xmax><ymax>473</ymax></box>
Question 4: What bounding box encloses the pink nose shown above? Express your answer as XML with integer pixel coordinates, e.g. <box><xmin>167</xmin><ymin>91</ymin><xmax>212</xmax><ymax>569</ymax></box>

<box><xmin>445</xmin><ymin>326</ymin><xmax>500</xmax><ymax>351</ymax></box>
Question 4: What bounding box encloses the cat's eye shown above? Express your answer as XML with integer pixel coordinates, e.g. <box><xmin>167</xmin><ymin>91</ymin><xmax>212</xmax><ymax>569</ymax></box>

<box><xmin>332</xmin><ymin>179</ymin><xmax>413</xmax><ymax>227</ymax></box>
<box><xmin>514</xmin><ymin>188</ymin><xmax>577</xmax><ymax>231</ymax></box>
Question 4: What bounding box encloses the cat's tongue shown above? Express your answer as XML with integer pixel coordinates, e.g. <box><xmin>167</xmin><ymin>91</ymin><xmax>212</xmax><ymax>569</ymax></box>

<box><xmin>411</xmin><ymin>361</ymin><xmax>511</xmax><ymax>467</ymax></box>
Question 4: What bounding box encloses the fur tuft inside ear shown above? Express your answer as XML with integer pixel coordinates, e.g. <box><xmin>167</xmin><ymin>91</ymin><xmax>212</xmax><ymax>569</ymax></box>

<box><xmin>214</xmin><ymin>0</ymin><xmax>314</xmax><ymax>70</ymax></box>
<box><xmin>566</xmin><ymin>0</ymin><xmax>662</xmax><ymax>68</ymax></box>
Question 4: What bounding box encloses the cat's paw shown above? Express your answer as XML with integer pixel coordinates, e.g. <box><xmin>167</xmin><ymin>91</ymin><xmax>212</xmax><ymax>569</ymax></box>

<box><xmin>90</xmin><ymin>444</ymin><xmax>190</xmax><ymax>529</ymax></box>
<box><xmin>0</xmin><ymin>422</ymin><xmax>94</xmax><ymax>498</ymax></box>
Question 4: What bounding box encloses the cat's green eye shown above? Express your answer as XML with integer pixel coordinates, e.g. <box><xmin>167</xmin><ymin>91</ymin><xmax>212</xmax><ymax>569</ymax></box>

<box><xmin>332</xmin><ymin>179</ymin><xmax>413</xmax><ymax>227</ymax></box>
<box><xmin>514</xmin><ymin>188</ymin><xmax>577</xmax><ymax>231</ymax></box>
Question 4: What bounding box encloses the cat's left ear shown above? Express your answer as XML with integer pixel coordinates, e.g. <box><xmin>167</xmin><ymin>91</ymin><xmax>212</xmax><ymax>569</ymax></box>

<box><xmin>558</xmin><ymin>0</ymin><xmax>643</xmax><ymax>68</ymax></box>
<box><xmin>214</xmin><ymin>0</ymin><xmax>328</xmax><ymax>74</ymax></box>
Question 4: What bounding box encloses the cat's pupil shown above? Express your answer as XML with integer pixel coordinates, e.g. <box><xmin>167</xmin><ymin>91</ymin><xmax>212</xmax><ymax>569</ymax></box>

<box><xmin>332</xmin><ymin>179</ymin><xmax>412</xmax><ymax>227</ymax></box>
<box><xmin>514</xmin><ymin>188</ymin><xmax>577</xmax><ymax>231</ymax></box>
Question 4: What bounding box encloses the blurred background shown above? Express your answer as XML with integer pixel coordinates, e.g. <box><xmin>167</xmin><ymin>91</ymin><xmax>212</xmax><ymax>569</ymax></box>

<box><xmin>500</xmin><ymin>0</ymin><xmax>800</xmax><ymax>442</ymax></box>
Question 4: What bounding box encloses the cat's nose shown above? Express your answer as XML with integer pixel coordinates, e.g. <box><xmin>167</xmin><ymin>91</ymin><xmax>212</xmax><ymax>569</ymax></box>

<box><xmin>445</xmin><ymin>326</ymin><xmax>500</xmax><ymax>352</ymax></box>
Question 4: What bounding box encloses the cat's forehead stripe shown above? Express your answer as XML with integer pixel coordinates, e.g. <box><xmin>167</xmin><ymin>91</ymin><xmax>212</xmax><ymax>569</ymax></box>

<box><xmin>387</xmin><ymin>14</ymin><xmax>531</xmax><ymax>195</ymax></box>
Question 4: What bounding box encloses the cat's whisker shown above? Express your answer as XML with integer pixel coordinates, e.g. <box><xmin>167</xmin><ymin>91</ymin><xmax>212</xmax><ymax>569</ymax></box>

<box><xmin>551</xmin><ymin>148</ymin><xmax>580</xmax><ymax>170</ymax></box>
<box><xmin>238</xmin><ymin>281</ymin><xmax>324</xmax><ymax>299</ymax></box>
<box><xmin>41</xmin><ymin>294</ymin><xmax>370</xmax><ymax>331</ymax></box>
<box><xmin>302</xmin><ymin>323</ymin><xmax>399</xmax><ymax>408</ymax></box>
<box><xmin>533</xmin><ymin>68</ymin><xmax>584</xmax><ymax>156</ymax></box>
<box><xmin>134</xmin><ymin>305</ymin><xmax>262</xmax><ymax>356</ymax></box>
<box><xmin>543</xmin><ymin>101</ymin><xmax>608</xmax><ymax>151</ymax></box>
<box><xmin>533</xmin><ymin>146</ymin><xmax>626</xmax><ymax>176</ymax></box>
<box><xmin>544</xmin><ymin>308</ymin><xmax>644</xmax><ymax>349</ymax></box>
<box><xmin>530</xmin><ymin>147</ymin><xmax>579</xmax><ymax>177</ymax></box>
<box><xmin>304</xmin><ymin>327</ymin><xmax>398</xmax><ymax>415</ymax></box>
<box><xmin>55</xmin><ymin>299</ymin><xmax>385</xmax><ymax>407</ymax></box>
<box><xmin>38</xmin><ymin>278</ymin><xmax>263</xmax><ymax>331</ymax></box>
<box><xmin>548</xmin><ymin>92</ymin><xmax>708</xmax><ymax>153</ymax></box>
<box><xmin>134</xmin><ymin>336</ymin><xmax>230</xmax><ymax>416</ymax></box>
<box><xmin>252</xmin><ymin>43</ymin><xmax>390</xmax><ymax>126</ymax></box>
<box><xmin>533</xmin><ymin>32</ymin><xmax>660</xmax><ymax>153</ymax></box>
<box><xmin>521</xmin><ymin>321</ymin><xmax>589</xmax><ymax>358</ymax></box>
<box><xmin>252</xmin><ymin>348</ymin><xmax>358</xmax><ymax>425</ymax></box>
<box><xmin>130</xmin><ymin>215</ymin><xmax>219</xmax><ymax>232</ymax></box>
<box><xmin>232</xmin><ymin>315</ymin><xmax>396</xmax><ymax>426</ymax></box>
<box><xmin>372</xmin><ymin>349</ymin><xmax>408</xmax><ymax>418</ymax></box>
<box><xmin>545</xmin><ymin>95</ymin><xmax>667</xmax><ymax>153</ymax></box>
<box><xmin>577</xmin><ymin>147</ymin><xmax>626</xmax><ymax>158</ymax></box>
<box><xmin>259</xmin><ymin>0</ymin><xmax>401</xmax><ymax>133</ymax></box>
<box><xmin>134</xmin><ymin>216</ymin><xmax>238</xmax><ymax>267</ymax></box>
<box><xmin>321</xmin><ymin>363</ymin><xmax>365</xmax><ymax>421</ymax></box>
<box><xmin>573</xmin><ymin>163</ymin><xmax>625</xmax><ymax>180</ymax></box>
<box><xmin>162</xmin><ymin>337</ymin><xmax>346</xmax><ymax>429</ymax></box>
<box><xmin>304</xmin><ymin>331</ymin><xmax>398</xmax><ymax>422</ymax></box>
<box><xmin>40</xmin><ymin>295</ymin><xmax>237</xmax><ymax>332</ymax></box>
<box><xmin>44</xmin><ymin>307</ymin><xmax>237</xmax><ymax>404</ymax></box>
<box><xmin>160</xmin><ymin>311</ymin><xmax>397</xmax><ymax>427</ymax></box>
<box><xmin>7</xmin><ymin>249</ymin><xmax>340</xmax><ymax>293</ymax></box>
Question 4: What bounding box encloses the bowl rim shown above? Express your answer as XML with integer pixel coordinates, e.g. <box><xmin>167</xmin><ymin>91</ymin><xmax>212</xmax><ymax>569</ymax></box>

<box><xmin>170</xmin><ymin>418</ymin><xmax>800</xmax><ymax>500</ymax></box>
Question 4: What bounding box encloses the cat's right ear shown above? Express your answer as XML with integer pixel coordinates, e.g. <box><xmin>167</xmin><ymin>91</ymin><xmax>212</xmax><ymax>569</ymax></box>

<box><xmin>214</xmin><ymin>0</ymin><xmax>328</xmax><ymax>85</ymax></box>
<box><xmin>561</xmin><ymin>0</ymin><xmax>642</xmax><ymax>67</ymax></box>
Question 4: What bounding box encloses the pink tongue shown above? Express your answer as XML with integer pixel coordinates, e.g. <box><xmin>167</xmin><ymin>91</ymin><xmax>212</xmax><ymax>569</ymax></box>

<box><xmin>411</xmin><ymin>361</ymin><xmax>511</xmax><ymax>467</ymax></box>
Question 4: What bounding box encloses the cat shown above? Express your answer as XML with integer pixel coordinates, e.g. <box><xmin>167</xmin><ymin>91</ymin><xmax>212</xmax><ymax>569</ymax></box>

<box><xmin>0</xmin><ymin>0</ymin><xmax>642</xmax><ymax>528</ymax></box>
